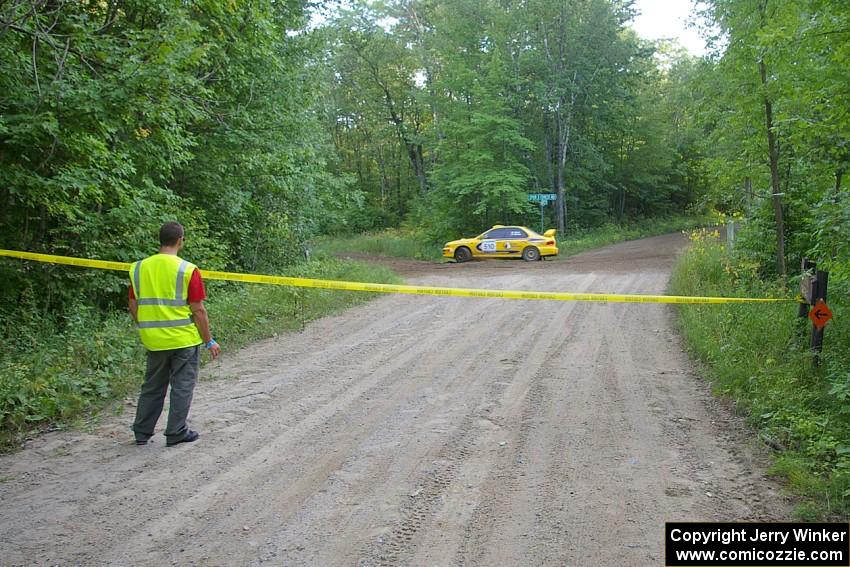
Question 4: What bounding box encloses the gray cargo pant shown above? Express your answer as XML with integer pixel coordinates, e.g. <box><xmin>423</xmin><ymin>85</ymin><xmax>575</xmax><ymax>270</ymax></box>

<box><xmin>132</xmin><ymin>345</ymin><xmax>200</xmax><ymax>444</ymax></box>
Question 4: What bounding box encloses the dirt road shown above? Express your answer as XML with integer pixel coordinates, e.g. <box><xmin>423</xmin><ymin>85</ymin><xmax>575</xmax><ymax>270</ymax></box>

<box><xmin>0</xmin><ymin>234</ymin><xmax>789</xmax><ymax>566</ymax></box>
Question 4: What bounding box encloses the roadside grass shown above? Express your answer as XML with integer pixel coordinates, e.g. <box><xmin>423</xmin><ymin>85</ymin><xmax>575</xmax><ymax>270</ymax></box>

<box><xmin>0</xmin><ymin>258</ymin><xmax>400</xmax><ymax>451</ymax></box>
<box><xmin>313</xmin><ymin>215</ymin><xmax>714</xmax><ymax>262</ymax></box>
<box><xmin>311</xmin><ymin>229</ymin><xmax>442</xmax><ymax>261</ymax></box>
<box><xmin>671</xmin><ymin>230</ymin><xmax>850</xmax><ymax>519</ymax></box>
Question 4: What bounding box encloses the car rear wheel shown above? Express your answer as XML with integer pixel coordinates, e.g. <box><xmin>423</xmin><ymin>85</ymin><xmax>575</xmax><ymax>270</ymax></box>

<box><xmin>522</xmin><ymin>246</ymin><xmax>540</xmax><ymax>262</ymax></box>
<box><xmin>454</xmin><ymin>246</ymin><xmax>472</xmax><ymax>263</ymax></box>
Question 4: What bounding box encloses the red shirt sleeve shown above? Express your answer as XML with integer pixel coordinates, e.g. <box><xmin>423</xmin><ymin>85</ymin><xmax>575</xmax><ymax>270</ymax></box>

<box><xmin>187</xmin><ymin>268</ymin><xmax>206</xmax><ymax>303</ymax></box>
<box><xmin>129</xmin><ymin>285</ymin><xmax>135</xmax><ymax>300</ymax></box>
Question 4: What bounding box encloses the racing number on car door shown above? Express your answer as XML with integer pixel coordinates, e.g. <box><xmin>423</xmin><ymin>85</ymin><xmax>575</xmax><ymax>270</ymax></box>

<box><xmin>480</xmin><ymin>228</ymin><xmax>508</xmax><ymax>255</ymax></box>
<box><xmin>480</xmin><ymin>240</ymin><xmax>497</xmax><ymax>253</ymax></box>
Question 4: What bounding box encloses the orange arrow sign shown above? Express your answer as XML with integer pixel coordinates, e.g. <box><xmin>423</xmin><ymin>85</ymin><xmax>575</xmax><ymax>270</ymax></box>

<box><xmin>809</xmin><ymin>300</ymin><xmax>833</xmax><ymax>329</ymax></box>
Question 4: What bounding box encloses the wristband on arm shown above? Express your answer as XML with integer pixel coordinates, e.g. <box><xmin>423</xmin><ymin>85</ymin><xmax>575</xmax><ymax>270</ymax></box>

<box><xmin>205</xmin><ymin>339</ymin><xmax>218</xmax><ymax>349</ymax></box>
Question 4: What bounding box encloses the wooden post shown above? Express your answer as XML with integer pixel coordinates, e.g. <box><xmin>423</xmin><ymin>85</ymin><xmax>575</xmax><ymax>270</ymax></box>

<box><xmin>799</xmin><ymin>258</ymin><xmax>815</xmax><ymax>319</ymax></box>
<box><xmin>540</xmin><ymin>200</ymin><xmax>545</xmax><ymax>234</ymax></box>
<box><xmin>810</xmin><ymin>270</ymin><xmax>829</xmax><ymax>366</ymax></box>
<box><xmin>726</xmin><ymin>221</ymin><xmax>735</xmax><ymax>252</ymax></box>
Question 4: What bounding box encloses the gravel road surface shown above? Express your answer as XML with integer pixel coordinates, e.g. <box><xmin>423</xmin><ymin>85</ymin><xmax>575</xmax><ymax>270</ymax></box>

<box><xmin>0</xmin><ymin>233</ymin><xmax>790</xmax><ymax>566</ymax></box>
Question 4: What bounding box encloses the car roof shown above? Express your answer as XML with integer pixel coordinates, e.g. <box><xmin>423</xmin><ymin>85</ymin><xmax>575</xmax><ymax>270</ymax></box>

<box><xmin>489</xmin><ymin>225</ymin><xmax>535</xmax><ymax>233</ymax></box>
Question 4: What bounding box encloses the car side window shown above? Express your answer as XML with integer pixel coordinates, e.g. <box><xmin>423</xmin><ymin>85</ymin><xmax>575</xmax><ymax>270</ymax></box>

<box><xmin>483</xmin><ymin>228</ymin><xmax>509</xmax><ymax>239</ymax></box>
<box><xmin>482</xmin><ymin>228</ymin><xmax>528</xmax><ymax>239</ymax></box>
<box><xmin>507</xmin><ymin>229</ymin><xmax>527</xmax><ymax>239</ymax></box>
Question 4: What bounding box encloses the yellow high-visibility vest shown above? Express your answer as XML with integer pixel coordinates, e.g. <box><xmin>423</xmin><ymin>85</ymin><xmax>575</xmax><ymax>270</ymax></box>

<box><xmin>129</xmin><ymin>254</ymin><xmax>202</xmax><ymax>351</ymax></box>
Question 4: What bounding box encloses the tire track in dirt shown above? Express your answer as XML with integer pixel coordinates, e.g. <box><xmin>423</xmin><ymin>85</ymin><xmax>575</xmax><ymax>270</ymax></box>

<box><xmin>241</xmin><ymin>275</ymin><xmax>597</xmax><ymax>566</ymax></box>
<box><xmin>448</xmin><ymin>301</ymin><xmax>600</xmax><ymax>566</ymax></box>
<box><xmin>354</xmin><ymin>297</ymin><xmax>589</xmax><ymax>566</ymax></box>
<box><xmin>1</xmin><ymin>297</ymin><xmax>460</xmax><ymax>566</ymax></box>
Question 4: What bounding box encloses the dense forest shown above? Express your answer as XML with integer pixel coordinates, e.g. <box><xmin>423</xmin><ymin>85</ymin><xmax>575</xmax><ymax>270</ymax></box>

<box><xmin>2</xmin><ymin>0</ymin><xmax>847</xmax><ymax>310</ymax></box>
<box><xmin>321</xmin><ymin>0</ymin><xmax>701</xmax><ymax>236</ymax></box>
<box><xmin>1</xmin><ymin>0</ymin><xmax>849</xmax><ymax>493</ymax></box>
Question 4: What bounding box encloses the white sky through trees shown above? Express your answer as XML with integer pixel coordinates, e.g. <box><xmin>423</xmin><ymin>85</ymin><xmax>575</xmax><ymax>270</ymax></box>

<box><xmin>629</xmin><ymin>0</ymin><xmax>708</xmax><ymax>56</ymax></box>
<box><xmin>311</xmin><ymin>2</ymin><xmax>711</xmax><ymax>57</ymax></box>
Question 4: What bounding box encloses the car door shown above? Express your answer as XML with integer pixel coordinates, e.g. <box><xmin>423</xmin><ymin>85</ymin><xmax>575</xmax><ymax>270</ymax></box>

<box><xmin>476</xmin><ymin>228</ymin><xmax>526</xmax><ymax>257</ymax></box>
<box><xmin>502</xmin><ymin>228</ymin><xmax>528</xmax><ymax>256</ymax></box>
<box><xmin>475</xmin><ymin>228</ymin><xmax>510</xmax><ymax>257</ymax></box>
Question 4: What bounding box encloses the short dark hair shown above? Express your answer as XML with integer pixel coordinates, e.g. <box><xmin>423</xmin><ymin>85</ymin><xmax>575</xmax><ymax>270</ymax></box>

<box><xmin>159</xmin><ymin>221</ymin><xmax>184</xmax><ymax>246</ymax></box>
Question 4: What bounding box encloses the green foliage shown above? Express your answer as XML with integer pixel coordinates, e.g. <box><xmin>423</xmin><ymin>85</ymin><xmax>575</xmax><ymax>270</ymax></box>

<box><xmin>0</xmin><ymin>304</ymin><xmax>144</xmax><ymax>446</ymax></box>
<box><xmin>0</xmin><ymin>258</ymin><xmax>401</xmax><ymax>449</ymax></box>
<box><xmin>429</xmin><ymin>49</ymin><xmax>536</xmax><ymax>234</ymax></box>
<box><xmin>672</xmin><ymin>230</ymin><xmax>850</xmax><ymax>519</ymax></box>
<box><xmin>312</xmin><ymin>229</ymin><xmax>442</xmax><ymax>261</ymax></box>
<box><xmin>695</xmin><ymin>0</ymin><xmax>850</xmax><ymax>275</ymax></box>
<box><xmin>319</xmin><ymin>1</ymin><xmax>430</xmax><ymax>226</ymax></box>
<box><xmin>322</xmin><ymin>0</ymin><xmax>709</xmax><ymax>235</ymax></box>
<box><xmin>0</xmin><ymin>1</ymin><xmax>357</xmax><ymax>445</ymax></box>
<box><xmin>0</xmin><ymin>0</ymin><xmax>335</xmax><ymax>313</ymax></box>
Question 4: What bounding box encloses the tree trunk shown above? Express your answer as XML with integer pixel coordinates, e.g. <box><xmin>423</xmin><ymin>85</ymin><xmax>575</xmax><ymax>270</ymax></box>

<box><xmin>354</xmin><ymin>137</ymin><xmax>365</xmax><ymax>190</ymax></box>
<box><xmin>555</xmin><ymin>69</ymin><xmax>577</xmax><ymax>235</ymax></box>
<box><xmin>618</xmin><ymin>186</ymin><xmax>626</xmax><ymax>220</ymax></box>
<box><xmin>543</xmin><ymin>111</ymin><xmax>556</xmax><ymax>193</ymax></box>
<box><xmin>555</xmin><ymin>103</ymin><xmax>570</xmax><ymax>235</ymax></box>
<box><xmin>758</xmin><ymin>58</ymin><xmax>786</xmax><ymax>278</ymax></box>
<box><xmin>359</xmin><ymin>50</ymin><xmax>429</xmax><ymax>197</ymax></box>
<box><xmin>395</xmin><ymin>146</ymin><xmax>403</xmax><ymax>216</ymax></box>
<box><xmin>405</xmin><ymin>143</ymin><xmax>428</xmax><ymax>197</ymax></box>
<box><xmin>556</xmin><ymin>125</ymin><xmax>566</xmax><ymax>233</ymax></box>
<box><xmin>541</xmin><ymin>16</ymin><xmax>571</xmax><ymax>234</ymax></box>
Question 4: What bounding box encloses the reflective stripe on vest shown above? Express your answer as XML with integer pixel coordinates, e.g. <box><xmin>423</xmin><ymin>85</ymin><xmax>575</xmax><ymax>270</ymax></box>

<box><xmin>137</xmin><ymin>318</ymin><xmax>194</xmax><ymax>329</ymax></box>
<box><xmin>130</xmin><ymin>255</ymin><xmax>202</xmax><ymax>351</ymax></box>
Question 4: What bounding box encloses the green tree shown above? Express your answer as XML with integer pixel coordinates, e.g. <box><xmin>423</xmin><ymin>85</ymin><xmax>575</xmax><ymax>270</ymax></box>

<box><xmin>425</xmin><ymin>0</ymin><xmax>535</xmax><ymax>234</ymax></box>
<box><xmin>697</xmin><ymin>0</ymin><xmax>850</xmax><ymax>279</ymax></box>
<box><xmin>322</xmin><ymin>2</ymin><xmax>431</xmax><ymax>227</ymax></box>
<box><xmin>0</xmin><ymin>0</ymin><xmax>334</xmax><ymax>315</ymax></box>
<box><xmin>321</xmin><ymin>0</ymin><xmax>712</xmax><ymax>236</ymax></box>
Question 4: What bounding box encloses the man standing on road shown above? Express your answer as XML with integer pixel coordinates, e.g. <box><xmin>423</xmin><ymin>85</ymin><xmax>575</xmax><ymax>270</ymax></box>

<box><xmin>128</xmin><ymin>221</ymin><xmax>221</xmax><ymax>447</ymax></box>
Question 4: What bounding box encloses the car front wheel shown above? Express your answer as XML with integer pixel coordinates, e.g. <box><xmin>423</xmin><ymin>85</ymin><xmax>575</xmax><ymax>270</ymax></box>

<box><xmin>454</xmin><ymin>246</ymin><xmax>472</xmax><ymax>263</ymax></box>
<box><xmin>522</xmin><ymin>246</ymin><xmax>540</xmax><ymax>262</ymax></box>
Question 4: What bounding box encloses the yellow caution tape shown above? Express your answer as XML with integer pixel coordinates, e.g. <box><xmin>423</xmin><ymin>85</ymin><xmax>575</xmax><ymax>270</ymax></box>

<box><xmin>0</xmin><ymin>249</ymin><xmax>794</xmax><ymax>305</ymax></box>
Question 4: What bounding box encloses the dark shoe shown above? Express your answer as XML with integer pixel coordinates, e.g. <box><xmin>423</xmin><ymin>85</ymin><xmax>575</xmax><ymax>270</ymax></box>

<box><xmin>135</xmin><ymin>435</ymin><xmax>152</xmax><ymax>445</ymax></box>
<box><xmin>166</xmin><ymin>430</ymin><xmax>199</xmax><ymax>447</ymax></box>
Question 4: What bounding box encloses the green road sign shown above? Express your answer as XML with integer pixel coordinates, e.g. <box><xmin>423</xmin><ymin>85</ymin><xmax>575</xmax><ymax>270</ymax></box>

<box><xmin>528</xmin><ymin>193</ymin><xmax>557</xmax><ymax>203</ymax></box>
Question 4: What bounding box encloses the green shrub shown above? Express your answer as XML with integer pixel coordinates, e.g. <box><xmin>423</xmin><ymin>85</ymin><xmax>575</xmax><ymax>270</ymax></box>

<box><xmin>311</xmin><ymin>228</ymin><xmax>443</xmax><ymax>261</ymax></box>
<box><xmin>672</xmin><ymin>230</ymin><xmax>850</xmax><ymax>519</ymax></box>
<box><xmin>0</xmin><ymin>305</ymin><xmax>142</xmax><ymax>446</ymax></box>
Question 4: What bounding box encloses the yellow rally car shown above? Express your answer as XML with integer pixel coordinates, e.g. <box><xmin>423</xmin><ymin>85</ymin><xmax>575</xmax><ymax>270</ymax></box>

<box><xmin>443</xmin><ymin>225</ymin><xmax>558</xmax><ymax>263</ymax></box>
